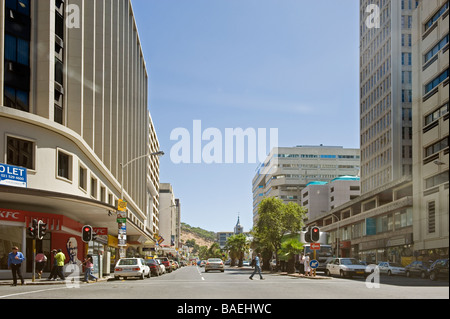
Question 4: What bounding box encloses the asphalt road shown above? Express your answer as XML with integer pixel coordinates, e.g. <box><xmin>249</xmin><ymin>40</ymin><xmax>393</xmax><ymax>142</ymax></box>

<box><xmin>0</xmin><ymin>266</ymin><xmax>448</xmax><ymax>301</ymax></box>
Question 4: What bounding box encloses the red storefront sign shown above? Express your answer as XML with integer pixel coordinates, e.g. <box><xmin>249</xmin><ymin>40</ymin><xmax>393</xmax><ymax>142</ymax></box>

<box><xmin>93</xmin><ymin>227</ymin><xmax>108</xmax><ymax>236</ymax></box>
<box><xmin>0</xmin><ymin>208</ymin><xmax>82</xmax><ymax>233</ymax></box>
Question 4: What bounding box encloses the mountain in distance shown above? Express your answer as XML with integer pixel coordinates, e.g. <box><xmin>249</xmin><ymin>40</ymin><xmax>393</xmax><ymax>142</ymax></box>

<box><xmin>180</xmin><ymin>222</ymin><xmax>216</xmax><ymax>248</ymax></box>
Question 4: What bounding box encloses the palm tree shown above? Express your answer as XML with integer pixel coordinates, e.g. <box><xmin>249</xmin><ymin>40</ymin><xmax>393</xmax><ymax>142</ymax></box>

<box><xmin>278</xmin><ymin>238</ymin><xmax>303</xmax><ymax>274</ymax></box>
<box><xmin>225</xmin><ymin>234</ymin><xmax>249</xmax><ymax>267</ymax></box>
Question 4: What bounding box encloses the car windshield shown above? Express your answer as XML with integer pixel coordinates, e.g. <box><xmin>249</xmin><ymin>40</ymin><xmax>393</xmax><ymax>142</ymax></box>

<box><xmin>341</xmin><ymin>259</ymin><xmax>360</xmax><ymax>265</ymax></box>
<box><xmin>208</xmin><ymin>259</ymin><xmax>222</xmax><ymax>263</ymax></box>
<box><xmin>389</xmin><ymin>263</ymin><xmax>403</xmax><ymax>267</ymax></box>
<box><xmin>118</xmin><ymin>259</ymin><xmax>138</xmax><ymax>266</ymax></box>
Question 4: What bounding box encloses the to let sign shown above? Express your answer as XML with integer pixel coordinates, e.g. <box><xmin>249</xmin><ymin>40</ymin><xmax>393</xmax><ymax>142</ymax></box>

<box><xmin>0</xmin><ymin>164</ymin><xmax>27</xmax><ymax>188</ymax></box>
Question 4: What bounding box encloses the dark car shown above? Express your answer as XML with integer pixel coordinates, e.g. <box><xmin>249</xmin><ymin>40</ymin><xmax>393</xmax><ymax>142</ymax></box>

<box><xmin>156</xmin><ymin>257</ymin><xmax>172</xmax><ymax>273</ymax></box>
<box><xmin>405</xmin><ymin>261</ymin><xmax>431</xmax><ymax>279</ymax></box>
<box><xmin>428</xmin><ymin>259</ymin><xmax>449</xmax><ymax>281</ymax></box>
<box><xmin>146</xmin><ymin>259</ymin><xmax>162</xmax><ymax>277</ymax></box>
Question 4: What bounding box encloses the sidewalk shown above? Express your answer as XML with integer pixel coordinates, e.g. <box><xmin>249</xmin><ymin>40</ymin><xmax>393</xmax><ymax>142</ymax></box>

<box><xmin>0</xmin><ymin>275</ymin><xmax>111</xmax><ymax>286</ymax></box>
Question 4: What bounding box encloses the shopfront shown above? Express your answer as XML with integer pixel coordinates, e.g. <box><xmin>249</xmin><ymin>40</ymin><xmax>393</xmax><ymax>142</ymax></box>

<box><xmin>0</xmin><ymin>207</ymin><xmax>86</xmax><ymax>279</ymax></box>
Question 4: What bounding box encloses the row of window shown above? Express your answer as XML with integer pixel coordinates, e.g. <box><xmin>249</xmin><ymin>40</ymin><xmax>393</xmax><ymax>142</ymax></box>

<box><xmin>424</xmin><ymin>1</ymin><xmax>449</xmax><ymax>32</ymax></box>
<box><xmin>425</xmin><ymin>68</ymin><xmax>449</xmax><ymax>95</ymax></box>
<box><xmin>424</xmin><ymin>34</ymin><xmax>449</xmax><ymax>65</ymax></box>
<box><xmin>5</xmin><ymin>136</ymin><xmax>116</xmax><ymax>205</ymax></box>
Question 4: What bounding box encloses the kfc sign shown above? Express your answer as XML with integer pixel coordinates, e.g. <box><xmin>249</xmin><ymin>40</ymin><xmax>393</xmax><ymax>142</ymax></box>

<box><xmin>0</xmin><ymin>210</ymin><xmax>21</xmax><ymax>221</ymax></box>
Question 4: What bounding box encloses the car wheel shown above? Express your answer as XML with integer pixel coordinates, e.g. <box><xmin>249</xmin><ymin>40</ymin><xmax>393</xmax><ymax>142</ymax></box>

<box><xmin>406</xmin><ymin>271</ymin><xmax>410</xmax><ymax>278</ymax></box>
<box><xmin>387</xmin><ymin>270</ymin><xmax>392</xmax><ymax>276</ymax></box>
<box><xmin>340</xmin><ymin>270</ymin><xmax>345</xmax><ymax>278</ymax></box>
<box><xmin>147</xmin><ymin>272</ymin><xmax>151</xmax><ymax>278</ymax></box>
<box><xmin>140</xmin><ymin>273</ymin><xmax>144</xmax><ymax>280</ymax></box>
<box><xmin>420</xmin><ymin>271</ymin><xmax>426</xmax><ymax>279</ymax></box>
<box><xmin>325</xmin><ymin>269</ymin><xmax>331</xmax><ymax>277</ymax></box>
<box><xmin>114</xmin><ymin>276</ymin><xmax>120</xmax><ymax>280</ymax></box>
<box><xmin>430</xmin><ymin>271</ymin><xmax>437</xmax><ymax>281</ymax></box>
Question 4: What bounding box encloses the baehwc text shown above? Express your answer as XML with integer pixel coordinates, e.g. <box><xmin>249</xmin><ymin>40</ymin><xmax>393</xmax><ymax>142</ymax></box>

<box><xmin>177</xmin><ymin>303</ymin><xmax>272</xmax><ymax>317</ymax></box>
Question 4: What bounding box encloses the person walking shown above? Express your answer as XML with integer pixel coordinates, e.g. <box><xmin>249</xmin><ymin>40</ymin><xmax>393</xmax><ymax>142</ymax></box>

<box><xmin>7</xmin><ymin>246</ymin><xmax>25</xmax><ymax>286</ymax></box>
<box><xmin>249</xmin><ymin>253</ymin><xmax>264</xmax><ymax>280</ymax></box>
<box><xmin>304</xmin><ymin>253</ymin><xmax>311</xmax><ymax>277</ymax></box>
<box><xmin>48</xmin><ymin>249</ymin><xmax>58</xmax><ymax>280</ymax></box>
<box><xmin>55</xmin><ymin>249</ymin><xmax>66</xmax><ymax>280</ymax></box>
<box><xmin>82</xmin><ymin>255</ymin><xmax>97</xmax><ymax>283</ymax></box>
<box><xmin>35</xmin><ymin>251</ymin><xmax>47</xmax><ymax>279</ymax></box>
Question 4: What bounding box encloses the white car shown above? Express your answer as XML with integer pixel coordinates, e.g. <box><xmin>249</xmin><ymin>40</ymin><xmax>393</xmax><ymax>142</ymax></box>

<box><xmin>114</xmin><ymin>258</ymin><xmax>151</xmax><ymax>280</ymax></box>
<box><xmin>325</xmin><ymin>258</ymin><xmax>368</xmax><ymax>278</ymax></box>
<box><xmin>377</xmin><ymin>262</ymin><xmax>406</xmax><ymax>276</ymax></box>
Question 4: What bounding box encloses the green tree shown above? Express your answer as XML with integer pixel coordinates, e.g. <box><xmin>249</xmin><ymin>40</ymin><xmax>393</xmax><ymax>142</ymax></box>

<box><xmin>225</xmin><ymin>234</ymin><xmax>250</xmax><ymax>267</ymax></box>
<box><xmin>252</xmin><ymin>197</ymin><xmax>306</xmax><ymax>271</ymax></box>
<box><xmin>278</xmin><ymin>238</ymin><xmax>304</xmax><ymax>274</ymax></box>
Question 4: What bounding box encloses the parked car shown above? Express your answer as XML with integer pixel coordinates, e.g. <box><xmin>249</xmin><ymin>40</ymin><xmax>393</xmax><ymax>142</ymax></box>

<box><xmin>156</xmin><ymin>259</ymin><xmax>166</xmax><ymax>274</ymax></box>
<box><xmin>325</xmin><ymin>258</ymin><xmax>368</xmax><ymax>278</ymax></box>
<box><xmin>205</xmin><ymin>258</ymin><xmax>225</xmax><ymax>273</ymax></box>
<box><xmin>378</xmin><ymin>262</ymin><xmax>406</xmax><ymax>276</ymax></box>
<box><xmin>114</xmin><ymin>258</ymin><xmax>150</xmax><ymax>280</ymax></box>
<box><xmin>145</xmin><ymin>259</ymin><xmax>162</xmax><ymax>277</ymax></box>
<box><xmin>242</xmin><ymin>260</ymin><xmax>250</xmax><ymax>267</ymax></box>
<box><xmin>156</xmin><ymin>257</ymin><xmax>172</xmax><ymax>273</ymax></box>
<box><xmin>405</xmin><ymin>261</ymin><xmax>431</xmax><ymax>279</ymax></box>
<box><xmin>428</xmin><ymin>259</ymin><xmax>449</xmax><ymax>281</ymax></box>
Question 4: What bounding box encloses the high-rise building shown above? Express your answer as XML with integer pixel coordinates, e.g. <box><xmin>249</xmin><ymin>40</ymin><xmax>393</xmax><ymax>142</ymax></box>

<box><xmin>411</xmin><ymin>0</ymin><xmax>449</xmax><ymax>255</ymax></box>
<box><xmin>159</xmin><ymin>183</ymin><xmax>181</xmax><ymax>249</ymax></box>
<box><xmin>360</xmin><ymin>0</ymin><xmax>418</xmax><ymax>193</ymax></box>
<box><xmin>0</xmin><ymin>0</ymin><xmax>160</xmax><ymax>278</ymax></box>
<box><xmin>252</xmin><ymin>145</ymin><xmax>360</xmax><ymax>225</ymax></box>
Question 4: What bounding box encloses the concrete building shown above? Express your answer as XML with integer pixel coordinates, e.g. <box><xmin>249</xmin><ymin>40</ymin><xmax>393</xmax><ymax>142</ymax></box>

<box><xmin>301</xmin><ymin>176</ymin><xmax>361</xmax><ymax>221</ymax></box>
<box><xmin>0</xmin><ymin>0</ymin><xmax>160</xmax><ymax>278</ymax></box>
<box><xmin>252</xmin><ymin>145</ymin><xmax>360</xmax><ymax>225</ymax></box>
<box><xmin>309</xmin><ymin>0</ymin><xmax>449</xmax><ymax>263</ymax></box>
<box><xmin>411</xmin><ymin>0</ymin><xmax>449</xmax><ymax>256</ymax></box>
<box><xmin>159</xmin><ymin>183</ymin><xmax>181</xmax><ymax>249</ymax></box>
<box><xmin>360</xmin><ymin>0</ymin><xmax>417</xmax><ymax>194</ymax></box>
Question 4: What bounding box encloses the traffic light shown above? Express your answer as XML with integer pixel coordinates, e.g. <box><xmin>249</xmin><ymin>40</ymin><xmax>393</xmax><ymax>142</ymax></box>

<box><xmin>304</xmin><ymin>228</ymin><xmax>311</xmax><ymax>243</ymax></box>
<box><xmin>82</xmin><ymin>225</ymin><xmax>93</xmax><ymax>243</ymax></box>
<box><xmin>37</xmin><ymin>220</ymin><xmax>47</xmax><ymax>240</ymax></box>
<box><xmin>310</xmin><ymin>226</ymin><xmax>320</xmax><ymax>243</ymax></box>
<box><xmin>27</xmin><ymin>219</ymin><xmax>38</xmax><ymax>239</ymax></box>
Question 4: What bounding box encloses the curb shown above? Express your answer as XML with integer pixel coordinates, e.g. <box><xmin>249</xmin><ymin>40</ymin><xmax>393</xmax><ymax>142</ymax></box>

<box><xmin>0</xmin><ymin>276</ymin><xmax>111</xmax><ymax>286</ymax></box>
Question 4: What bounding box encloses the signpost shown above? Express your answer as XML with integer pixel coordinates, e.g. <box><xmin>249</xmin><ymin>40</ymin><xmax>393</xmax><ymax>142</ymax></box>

<box><xmin>311</xmin><ymin>243</ymin><xmax>321</xmax><ymax>250</ymax></box>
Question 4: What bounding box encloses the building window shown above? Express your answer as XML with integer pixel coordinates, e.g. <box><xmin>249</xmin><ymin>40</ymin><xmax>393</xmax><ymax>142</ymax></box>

<box><xmin>7</xmin><ymin>136</ymin><xmax>34</xmax><ymax>169</ymax></box>
<box><xmin>90</xmin><ymin>177</ymin><xmax>97</xmax><ymax>198</ymax></box>
<box><xmin>425</xmin><ymin>68</ymin><xmax>449</xmax><ymax>94</ymax></box>
<box><xmin>79</xmin><ymin>166</ymin><xmax>87</xmax><ymax>191</ymax></box>
<box><xmin>57</xmin><ymin>150</ymin><xmax>72</xmax><ymax>181</ymax></box>
<box><xmin>428</xmin><ymin>201</ymin><xmax>436</xmax><ymax>234</ymax></box>
<box><xmin>4</xmin><ymin>86</ymin><xmax>29</xmax><ymax>112</ymax></box>
<box><xmin>425</xmin><ymin>171</ymin><xmax>449</xmax><ymax>189</ymax></box>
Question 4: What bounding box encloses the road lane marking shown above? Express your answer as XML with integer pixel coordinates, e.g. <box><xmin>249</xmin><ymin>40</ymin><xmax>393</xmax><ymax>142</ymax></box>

<box><xmin>0</xmin><ymin>286</ymin><xmax>69</xmax><ymax>299</ymax></box>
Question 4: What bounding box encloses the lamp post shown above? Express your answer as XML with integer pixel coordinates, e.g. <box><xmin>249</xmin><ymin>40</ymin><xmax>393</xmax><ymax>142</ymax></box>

<box><xmin>120</xmin><ymin>151</ymin><xmax>164</xmax><ymax>201</ymax></box>
<box><xmin>331</xmin><ymin>213</ymin><xmax>341</xmax><ymax>258</ymax></box>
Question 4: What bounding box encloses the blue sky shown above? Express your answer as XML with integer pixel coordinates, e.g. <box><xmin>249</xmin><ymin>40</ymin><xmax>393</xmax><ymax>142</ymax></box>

<box><xmin>132</xmin><ymin>0</ymin><xmax>361</xmax><ymax>233</ymax></box>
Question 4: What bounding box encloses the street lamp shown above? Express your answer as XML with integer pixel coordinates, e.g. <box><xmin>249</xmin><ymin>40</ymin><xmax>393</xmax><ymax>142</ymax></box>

<box><xmin>120</xmin><ymin>151</ymin><xmax>164</xmax><ymax>201</ymax></box>
<box><xmin>331</xmin><ymin>213</ymin><xmax>341</xmax><ymax>258</ymax></box>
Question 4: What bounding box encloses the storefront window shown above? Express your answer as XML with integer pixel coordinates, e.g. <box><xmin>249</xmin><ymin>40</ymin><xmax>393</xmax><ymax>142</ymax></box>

<box><xmin>0</xmin><ymin>225</ymin><xmax>23</xmax><ymax>270</ymax></box>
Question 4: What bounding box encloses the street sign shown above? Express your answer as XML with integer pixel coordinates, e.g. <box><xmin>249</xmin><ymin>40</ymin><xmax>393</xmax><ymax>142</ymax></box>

<box><xmin>0</xmin><ymin>164</ymin><xmax>27</xmax><ymax>188</ymax></box>
<box><xmin>310</xmin><ymin>260</ymin><xmax>319</xmax><ymax>269</ymax></box>
<box><xmin>117</xmin><ymin>199</ymin><xmax>127</xmax><ymax>212</ymax></box>
<box><xmin>310</xmin><ymin>243</ymin><xmax>321</xmax><ymax>250</ymax></box>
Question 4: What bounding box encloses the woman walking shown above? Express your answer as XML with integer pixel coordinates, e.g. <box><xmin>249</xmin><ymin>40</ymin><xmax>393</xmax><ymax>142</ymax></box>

<box><xmin>82</xmin><ymin>255</ymin><xmax>98</xmax><ymax>283</ymax></box>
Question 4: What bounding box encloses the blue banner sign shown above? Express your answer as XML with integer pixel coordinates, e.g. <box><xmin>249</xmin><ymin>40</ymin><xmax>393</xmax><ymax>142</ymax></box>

<box><xmin>0</xmin><ymin>164</ymin><xmax>27</xmax><ymax>188</ymax></box>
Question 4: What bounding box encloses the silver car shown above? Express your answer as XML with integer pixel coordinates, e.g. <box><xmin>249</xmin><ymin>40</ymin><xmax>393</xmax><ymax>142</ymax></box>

<box><xmin>378</xmin><ymin>262</ymin><xmax>405</xmax><ymax>276</ymax></box>
<box><xmin>205</xmin><ymin>258</ymin><xmax>225</xmax><ymax>273</ymax></box>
